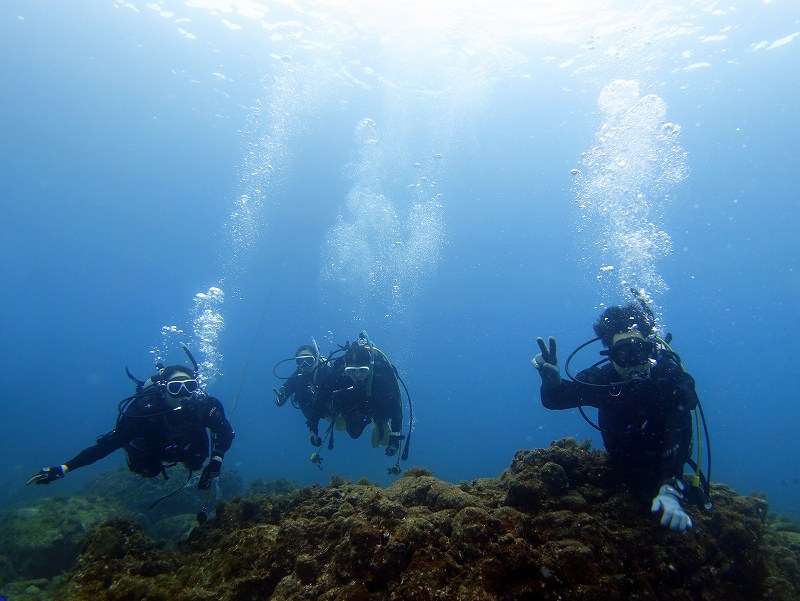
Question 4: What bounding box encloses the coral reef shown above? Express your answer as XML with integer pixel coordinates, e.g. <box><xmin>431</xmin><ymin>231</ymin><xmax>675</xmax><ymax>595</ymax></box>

<box><xmin>6</xmin><ymin>439</ymin><xmax>800</xmax><ymax>600</ymax></box>
<box><xmin>0</xmin><ymin>465</ymin><xmax>246</xmax><ymax>599</ymax></box>
<box><xmin>76</xmin><ymin>464</ymin><xmax>244</xmax><ymax>546</ymax></box>
<box><xmin>0</xmin><ymin>496</ymin><xmax>126</xmax><ymax>580</ymax></box>
<box><xmin>78</xmin><ymin>465</ymin><xmax>244</xmax><ymax>528</ymax></box>
<box><xmin>246</xmin><ymin>477</ymin><xmax>299</xmax><ymax>497</ymax></box>
<box><xmin>49</xmin><ymin>438</ymin><xmax>800</xmax><ymax>600</ymax></box>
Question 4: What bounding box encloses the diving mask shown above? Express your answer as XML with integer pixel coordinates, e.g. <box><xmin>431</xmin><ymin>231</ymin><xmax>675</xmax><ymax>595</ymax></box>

<box><xmin>345</xmin><ymin>366</ymin><xmax>370</xmax><ymax>383</ymax></box>
<box><xmin>603</xmin><ymin>337</ymin><xmax>656</xmax><ymax>368</ymax></box>
<box><xmin>166</xmin><ymin>378</ymin><xmax>198</xmax><ymax>397</ymax></box>
<box><xmin>296</xmin><ymin>355</ymin><xmax>316</xmax><ymax>368</ymax></box>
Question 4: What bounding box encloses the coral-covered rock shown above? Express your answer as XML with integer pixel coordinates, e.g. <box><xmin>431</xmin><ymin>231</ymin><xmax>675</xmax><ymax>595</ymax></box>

<box><xmin>79</xmin><ymin>465</ymin><xmax>244</xmax><ymax>526</ymax></box>
<box><xmin>0</xmin><ymin>466</ymin><xmax>251</xmax><ymax>585</ymax></box>
<box><xmin>62</xmin><ymin>519</ymin><xmax>180</xmax><ymax>601</ymax></box>
<box><xmin>386</xmin><ymin>473</ymin><xmax>480</xmax><ymax>511</ymax></box>
<box><xmin>47</xmin><ymin>438</ymin><xmax>800</xmax><ymax>600</ymax></box>
<box><xmin>0</xmin><ymin>496</ymin><xmax>126</xmax><ymax>579</ymax></box>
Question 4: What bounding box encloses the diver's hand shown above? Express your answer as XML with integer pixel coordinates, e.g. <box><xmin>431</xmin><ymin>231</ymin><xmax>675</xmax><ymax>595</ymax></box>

<box><xmin>385</xmin><ymin>434</ymin><xmax>404</xmax><ymax>456</ymax></box>
<box><xmin>273</xmin><ymin>388</ymin><xmax>287</xmax><ymax>407</ymax></box>
<box><xmin>309</xmin><ymin>433</ymin><xmax>323</xmax><ymax>447</ymax></box>
<box><xmin>532</xmin><ymin>336</ymin><xmax>561</xmax><ymax>388</ymax></box>
<box><xmin>27</xmin><ymin>465</ymin><xmax>67</xmax><ymax>485</ymax></box>
<box><xmin>651</xmin><ymin>484</ymin><xmax>693</xmax><ymax>531</ymax></box>
<box><xmin>198</xmin><ymin>456</ymin><xmax>222</xmax><ymax>490</ymax></box>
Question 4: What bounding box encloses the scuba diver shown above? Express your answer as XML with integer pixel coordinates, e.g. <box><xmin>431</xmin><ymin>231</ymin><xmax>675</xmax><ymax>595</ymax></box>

<box><xmin>275</xmin><ymin>331</ymin><xmax>412</xmax><ymax>473</ymax></box>
<box><xmin>324</xmin><ymin>336</ymin><xmax>405</xmax><ymax>456</ymax></box>
<box><xmin>273</xmin><ymin>340</ymin><xmax>331</xmax><ymax>448</ymax></box>
<box><xmin>27</xmin><ymin>348</ymin><xmax>235</xmax><ymax>493</ymax></box>
<box><xmin>532</xmin><ymin>296</ymin><xmax>705</xmax><ymax>532</ymax></box>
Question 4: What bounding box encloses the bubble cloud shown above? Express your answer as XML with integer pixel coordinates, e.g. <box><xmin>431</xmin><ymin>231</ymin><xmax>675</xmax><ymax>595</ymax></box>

<box><xmin>574</xmin><ymin>79</ymin><xmax>687</xmax><ymax>306</ymax></box>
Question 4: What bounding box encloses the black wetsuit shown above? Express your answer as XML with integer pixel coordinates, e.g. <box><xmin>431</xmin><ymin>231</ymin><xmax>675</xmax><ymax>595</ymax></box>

<box><xmin>278</xmin><ymin>362</ymin><xmax>332</xmax><ymax>438</ymax></box>
<box><xmin>65</xmin><ymin>388</ymin><xmax>235</xmax><ymax>478</ymax></box>
<box><xmin>320</xmin><ymin>354</ymin><xmax>403</xmax><ymax>440</ymax></box>
<box><xmin>540</xmin><ymin>349</ymin><xmax>698</xmax><ymax>492</ymax></box>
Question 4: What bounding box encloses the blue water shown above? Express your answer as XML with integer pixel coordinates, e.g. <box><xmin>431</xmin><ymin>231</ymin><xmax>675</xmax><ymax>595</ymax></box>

<box><xmin>2</xmin><ymin>1</ymin><xmax>798</xmax><ymax>515</ymax></box>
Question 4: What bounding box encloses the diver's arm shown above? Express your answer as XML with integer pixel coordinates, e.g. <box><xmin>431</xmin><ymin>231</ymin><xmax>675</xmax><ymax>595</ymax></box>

<box><xmin>305</xmin><ymin>414</ymin><xmax>321</xmax><ymax>438</ymax></box>
<box><xmin>276</xmin><ymin>371</ymin><xmax>304</xmax><ymax>404</ymax></box>
<box><xmin>652</xmin><ymin>351</ymin><xmax>699</xmax><ymax>412</ymax></box>
<box><xmin>305</xmin><ymin>377</ymin><xmax>335</xmax><ymax>438</ymax></box>
<box><xmin>540</xmin><ymin>367</ymin><xmax>604</xmax><ymax>410</ymax></box>
<box><xmin>285</xmin><ymin>372</ymin><xmax>305</xmax><ymax>396</ymax></box>
<box><xmin>658</xmin><ymin>424</ymin><xmax>693</xmax><ymax>484</ymax></box>
<box><xmin>303</xmin><ymin>397</ymin><xmax>327</xmax><ymax>445</ymax></box>
<box><xmin>27</xmin><ymin>431</ymin><xmax>124</xmax><ymax>484</ymax></box>
<box><xmin>673</xmin><ymin>371</ymin><xmax>699</xmax><ymax>412</ymax></box>
<box><xmin>371</xmin><ymin>365</ymin><xmax>403</xmax><ymax>433</ymax></box>
<box><xmin>384</xmin><ymin>384</ymin><xmax>403</xmax><ymax>435</ymax></box>
<box><xmin>656</xmin><ymin>373</ymin><xmax>699</xmax><ymax>483</ymax></box>
<box><xmin>204</xmin><ymin>396</ymin><xmax>235</xmax><ymax>457</ymax></box>
<box><xmin>652</xmin><ymin>400</ymin><xmax>696</xmax><ymax>531</ymax></box>
<box><xmin>64</xmin><ymin>431</ymin><xmax>126</xmax><ymax>472</ymax></box>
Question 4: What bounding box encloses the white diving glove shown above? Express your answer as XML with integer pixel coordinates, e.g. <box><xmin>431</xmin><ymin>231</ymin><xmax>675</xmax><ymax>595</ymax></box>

<box><xmin>651</xmin><ymin>484</ymin><xmax>693</xmax><ymax>531</ymax></box>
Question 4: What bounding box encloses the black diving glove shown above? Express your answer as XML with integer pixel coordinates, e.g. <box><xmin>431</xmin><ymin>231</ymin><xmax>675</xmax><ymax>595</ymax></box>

<box><xmin>532</xmin><ymin>336</ymin><xmax>561</xmax><ymax>388</ymax></box>
<box><xmin>309</xmin><ymin>433</ymin><xmax>323</xmax><ymax>447</ymax></box>
<box><xmin>273</xmin><ymin>388</ymin><xmax>287</xmax><ymax>407</ymax></box>
<box><xmin>198</xmin><ymin>456</ymin><xmax>222</xmax><ymax>490</ymax></box>
<box><xmin>385</xmin><ymin>434</ymin><xmax>404</xmax><ymax>457</ymax></box>
<box><xmin>26</xmin><ymin>465</ymin><xmax>67</xmax><ymax>485</ymax></box>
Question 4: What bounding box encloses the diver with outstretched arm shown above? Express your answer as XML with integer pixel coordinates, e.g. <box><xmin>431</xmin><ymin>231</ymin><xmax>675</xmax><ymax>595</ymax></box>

<box><xmin>28</xmin><ymin>352</ymin><xmax>234</xmax><ymax>492</ymax></box>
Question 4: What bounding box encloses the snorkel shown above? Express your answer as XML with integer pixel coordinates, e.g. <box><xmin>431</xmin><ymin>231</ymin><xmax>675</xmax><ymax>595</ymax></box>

<box><xmin>630</xmin><ymin>287</ymin><xmax>657</xmax><ymax>332</ymax></box>
<box><xmin>357</xmin><ymin>330</ymin><xmax>376</xmax><ymax>395</ymax></box>
<box><xmin>181</xmin><ymin>343</ymin><xmax>200</xmax><ymax>378</ymax></box>
<box><xmin>311</xmin><ymin>336</ymin><xmax>321</xmax><ymax>368</ymax></box>
<box><xmin>125</xmin><ymin>366</ymin><xmax>147</xmax><ymax>392</ymax></box>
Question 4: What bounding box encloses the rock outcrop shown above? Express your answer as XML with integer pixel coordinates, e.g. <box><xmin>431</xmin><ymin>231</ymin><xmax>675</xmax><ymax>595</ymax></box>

<box><xmin>48</xmin><ymin>438</ymin><xmax>800</xmax><ymax>601</ymax></box>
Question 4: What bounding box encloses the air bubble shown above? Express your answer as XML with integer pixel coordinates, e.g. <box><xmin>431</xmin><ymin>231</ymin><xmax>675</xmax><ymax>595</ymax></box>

<box><xmin>574</xmin><ymin>80</ymin><xmax>685</xmax><ymax>300</ymax></box>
